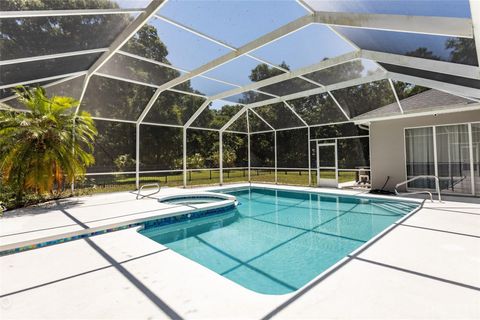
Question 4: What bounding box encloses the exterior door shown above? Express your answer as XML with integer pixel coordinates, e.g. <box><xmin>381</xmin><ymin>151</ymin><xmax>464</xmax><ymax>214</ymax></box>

<box><xmin>316</xmin><ymin>142</ymin><xmax>338</xmax><ymax>187</ymax></box>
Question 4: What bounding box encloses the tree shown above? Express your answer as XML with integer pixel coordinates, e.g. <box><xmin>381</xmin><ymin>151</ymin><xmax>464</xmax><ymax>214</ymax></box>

<box><xmin>187</xmin><ymin>153</ymin><xmax>205</xmax><ymax>169</ymax></box>
<box><xmin>211</xmin><ymin>149</ymin><xmax>237</xmax><ymax>168</ymax></box>
<box><xmin>446</xmin><ymin>38</ymin><xmax>478</xmax><ymax>66</ymax></box>
<box><xmin>0</xmin><ymin>86</ymin><xmax>97</xmax><ymax>201</ymax></box>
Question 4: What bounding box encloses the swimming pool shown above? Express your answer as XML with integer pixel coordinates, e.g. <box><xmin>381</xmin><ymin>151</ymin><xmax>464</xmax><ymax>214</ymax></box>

<box><xmin>140</xmin><ymin>187</ymin><xmax>420</xmax><ymax>295</ymax></box>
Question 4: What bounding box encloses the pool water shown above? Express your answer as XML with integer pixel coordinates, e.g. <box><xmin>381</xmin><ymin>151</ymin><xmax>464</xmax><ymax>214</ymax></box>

<box><xmin>140</xmin><ymin>188</ymin><xmax>419</xmax><ymax>295</ymax></box>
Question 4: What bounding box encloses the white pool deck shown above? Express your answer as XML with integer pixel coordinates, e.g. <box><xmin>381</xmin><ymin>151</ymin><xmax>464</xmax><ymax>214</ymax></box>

<box><xmin>0</xmin><ymin>183</ymin><xmax>479</xmax><ymax>319</ymax></box>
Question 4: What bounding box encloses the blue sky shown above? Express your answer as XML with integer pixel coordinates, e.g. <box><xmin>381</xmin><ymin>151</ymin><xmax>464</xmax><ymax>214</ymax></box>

<box><xmin>159</xmin><ymin>0</ymin><xmax>309</xmax><ymax>47</ymax></box>
<box><xmin>144</xmin><ymin>17</ymin><xmax>232</xmax><ymax>71</ymax></box>
<box><xmin>203</xmin><ymin>55</ymin><xmax>282</xmax><ymax>86</ymax></box>
<box><xmin>251</xmin><ymin>24</ymin><xmax>355</xmax><ymax>70</ymax></box>
<box><xmin>174</xmin><ymin>76</ymin><xmax>237</xmax><ymax>96</ymax></box>
<box><xmin>305</xmin><ymin>0</ymin><xmax>471</xmax><ymax>18</ymax></box>
<box><xmin>336</xmin><ymin>27</ymin><xmax>460</xmax><ymax>62</ymax></box>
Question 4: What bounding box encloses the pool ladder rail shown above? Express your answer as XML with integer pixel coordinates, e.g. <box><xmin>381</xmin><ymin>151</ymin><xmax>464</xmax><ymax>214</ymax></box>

<box><xmin>136</xmin><ymin>183</ymin><xmax>161</xmax><ymax>200</ymax></box>
<box><xmin>394</xmin><ymin>175</ymin><xmax>442</xmax><ymax>202</ymax></box>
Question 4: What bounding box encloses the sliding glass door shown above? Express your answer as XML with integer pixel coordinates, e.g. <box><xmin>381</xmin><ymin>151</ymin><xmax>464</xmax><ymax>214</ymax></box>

<box><xmin>472</xmin><ymin>123</ymin><xmax>480</xmax><ymax>196</ymax></box>
<box><xmin>436</xmin><ymin>124</ymin><xmax>472</xmax><ymax>194</ymax></box>
<box><xmin>405</xmin><ymin>127</ymin><xmax>436</xmax><ymax>189</ymax></box>
<box><xmin>405</xmin><ymin>122</ymin><xmax>480</xmax><ymax>196</ymax></box>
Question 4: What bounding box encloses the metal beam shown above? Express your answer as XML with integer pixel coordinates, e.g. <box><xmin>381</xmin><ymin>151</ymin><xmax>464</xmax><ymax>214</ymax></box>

<box><xmin>0</xmin><ymin>71</ymin><xmax>87</xmax><ymax>90</ymax></box>
<box><xmin>0</xmin><ymin>8</ymin><xmax>144</xmax><ymax>18</ymax></box>
<box><xmin>470</xmin><ymin>0</ymin><xmax>480</xmax><ymax>65</ymax></box>
<box><xmin>250</xmin><ymin>109</ymin><xmax>276</xmax><ymax>131</ymax></box>
<box><xmin>283</xmin><ymin>101</ymin><xmax>309</xmax><ymax>127</ymax></box>
<box><xmin>328</xmin><ymin>91</ymin><xmax>350</xmax><ymax>120</ymax></box>
<box><xmin>137</xmin><ymin>89</ymin><xmax>164</xmax><ymax>124</ymax></box>
<box><xmin>361</xmin><ymin>50</ymin><xmax>480</xmax><ymax>80</ymax></box>
<box><xmin>0</xmin><ymin>73</ymin><xmax>85</xmax><ymax>102</ymax></box>
<box><xmin>219</xmin><ymin>107</ymin><xmax>247</xmax><ymax>132</ymax></box>
<box><xmin>208</xmin><ymin>51</ymin><xmax>360</xmax><ymax>102</ymax></box>
<box><xmin>387</xmin><ymin>71</ymin><xmax>480</xmax><ymax>99</ymax></box>
<box><xmin>76</xmin><ymin>0</ymin><xmax>167</xmax><ymax>113</ymax></box>
<box><xmin>247</xmin><ymin>72</ymin><xmax>387</xmax><ymax>108</ymax></box>
<box><xmin>136</xmin><ymin>15</ymin><xmax>314</xmax><ymax>121</ymax></box>
<box><xmin>388</xmin><ymin>78</ymin><xmax>404</xmax><ymax>114</ymax></box>
<box><xmin>184</xmin><ymin>99</ymin><xmax>212</xmax><ymax>128</ymax></box>
<box><xmin>314</xmin><ymin>11</ymin><xmax>474</xmax><ymax>38</ymax></box>
<box><xmin>0</xmin><ymin>48</ymin><xmax>109</xmax><ymax>66</ymax></box>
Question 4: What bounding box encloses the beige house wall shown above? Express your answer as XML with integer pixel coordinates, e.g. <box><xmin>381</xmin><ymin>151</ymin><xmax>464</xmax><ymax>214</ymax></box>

<box><xmin>369</xmin><ymin>109</ymin><xmax>480</xmax><ymax>192</ymax></box>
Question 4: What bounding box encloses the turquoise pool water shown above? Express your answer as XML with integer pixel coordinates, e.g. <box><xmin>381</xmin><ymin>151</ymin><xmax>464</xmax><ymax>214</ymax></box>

<box><xmin>140</xmin><ymin>188</ymin><xmax>419</xmax><ymax>295</ymax></box>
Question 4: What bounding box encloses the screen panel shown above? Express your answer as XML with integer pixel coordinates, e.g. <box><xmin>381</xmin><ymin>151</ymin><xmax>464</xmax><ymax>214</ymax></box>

<box><xmin>98</xmin><ymin>53</ymin><xmax>183</xmax><ymax>87</ymax></box>
<box><xmin>0</xmin><ymin>53</ymin><xmax>100</xmax><ymax>86</ymax></box>
<box><xmin>223</xmin><ymin>91</ymin><xmax>274</xmax><ymax>104</ymax></box>
<box><xmin>158</xmin><ymin>0</ymin><xmax>308</xmax><ymax>47</ymax></box>
<box><xmin>258</xmin><ymin>77</ymin><xmax>319</xmax><ymax>97</ymax></box>
<box><xmin>173</xmin><ymin>76</ymin><xmax>237</xmax><ymax>96</ymax></box>
<box><xmin>89</xmin><ymin>120</ymin><xmax>136</xmax><ymax>173</ymax></box>
<box><xmin>250</xmin><ymin>132</ymin><xmax>275</xmax><ymax>168</ymax></box>
<box><xmin>311</xmin><ymin>123</ymin><xmax>369</xmax><ymax>140</ymax></box>
<box><xmin>225</xmin><ymin>110</ymin><xmax>248</xmax><ymax>133</ymax></box>
<box><xmin>305</xmin><ymin>0</ymin><xmax>472</xmax><ymax>18</ymax></box>
<box><xmin>223</xmin><ymin>132</ymin><xmax>248</xmax><ymax>168</ymax></box>
<box><xmin>122</xmin><ymin>17</ymin><xmax>232</xmax><ymax>71</ymax></box>
<box><xmin>2</xmin><ymin>76</ymin><xmax>85</xmax><ymax>110</ymax></box>
<box><xmin>186</xmin><ymin>129</ymin><xmax>219</xmax><ymax>169</ymax></box>
<box><xmin>304</xmin><ymin>59</ymin><xmax>383</xmax><ymax>86</ymax></box>
<box><xmin>139</xmin><ymin>172</ymin><xmax>183</xmax><ymax>188</ymax></box>
<box><xmin>77</xmin><ymin>173</ymin><xmax>137</xmax><ymax>193</ymax></box>
<box><xmin>191</xmin><ymin>100</ymin><xmax>243</xmax><ymax>130</ymax></box>
<box><xmin>335</xmin><ymin>27</ymin><xmax>478</xmax><ymax>66</ymax></box>
<box><xmin>140</xmin><ymin>124</ymin><xmax>183</xmax><ymax>171</ymax></box>
<box><xmin>248</xmin><ymin>109</ymin><xmax>272</xmax><ymax>132</ymax></box>
<box><xmin>250</xmin><ymin>24</ymin><xmax>355</xmax><ymax>71</ymax></box>
<box><xmin>381</xmin><ymin>63</ymin><xmax>480</xmax><ymax>89</ymax></box>
<box><xmin>0</xmin><ymin>14</ymin><xmax>134</xmax><ymax>60</ymax></box>
<box><xmin>287</xmin><ymin>92</ymin><xmax>348</xmax><ymax>125</ymax></box>
<box><xmin>81</xmin><ymin>75</ymin><xmax>155</xmax><ymax>121</ymax></box>
<box><xmin>337</xmin><ymin>137</ymin><xmax>370</xmax><ymax>169</ymax></box>
<box><xmin>253</xmin><ymin>103</ymin><xmax>305</xmax><ymax>129</ymax></box>
<box><xmin>330</xmin><ymin>79</ymin><xmax>398</xmax><ymax>118</ymax></box>
<box><xmin>0</xmin><ymin>0</ymin><xmax>152</xmax><ymax>10</ymax></box>
<box><xmin>203</xmin><ymin>55</ymin><xmax>285</xmax><ymax>86</ymax></box>
<box><xmin>144</xmin><ymin>90</ymin><xmax>207</xmax><ymax>125</ymax></box>
<box><xmin>277</xmin><ymin>128</ymin><xmax>308</xmax><ymax>168</ymax></box>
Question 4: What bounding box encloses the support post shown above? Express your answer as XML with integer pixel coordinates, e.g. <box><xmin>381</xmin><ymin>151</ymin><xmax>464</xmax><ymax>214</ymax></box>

<box><xmin>219</xmin><ymin>131</ymin><xmax>223</xmax><ymax>185</ymax></box>
<box><xmin>246</xmin><ymin>110</ymin><xmax>251</xmax><ymax>183</ymax></box>
<box><xmin>183</xmin><ymin>127</ymin><xmax>187</xmax><ymax>188</ymax></box>
<box><xmin>308</xmin><ymin>126</ymin><xmax>311</xmax><ymax>186</ymax></box>
<box><xmin>274</xmin><ymin>130</ymin><xmax>278</xmax><ymax>184</ymax></box>
<box><xmin>432</xmin><ymin>126</ymin><xmax>439</xmax><ymax>192</ymax></box>
<box><xmin>136</xmin><ymin>123</ymin><xmax>140</xmax><ymax>190</ymax></box>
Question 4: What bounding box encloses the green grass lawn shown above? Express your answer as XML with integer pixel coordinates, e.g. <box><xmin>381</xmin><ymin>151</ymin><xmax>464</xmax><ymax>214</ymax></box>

<box><xmin>0</xmin><ymin>169</ymin><xmax>360</xmax><ymax>210</ymax></box>
<box><xmin>73</xmin><ymin>169</ymin><xmax>359</xmax><ymax>195</ymax></box>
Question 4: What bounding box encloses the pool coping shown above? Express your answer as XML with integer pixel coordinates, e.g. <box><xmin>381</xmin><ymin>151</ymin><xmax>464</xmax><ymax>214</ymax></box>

<box><xmin>0</xmin><ymin>192</ymin><xmax>237</xmax><ymax>255</ymax></box>
<box><xmin>0</xmin><ymin>183</ymin><xmax>423</xmax><ymax>257</ymax></box>
<box><xmin>137</xmin><ymin>183</ymin><xmax>426</xmax><ymax>296</ymax></box>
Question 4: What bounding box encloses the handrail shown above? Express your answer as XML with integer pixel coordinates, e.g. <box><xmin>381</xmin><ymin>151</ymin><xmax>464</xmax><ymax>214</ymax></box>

<box><xmin>136</xmin><ymin>183</ymin><xmax>161</xmax><ymax>200</ymax></box>
<box><xmin>395</xmin><ymin>175</ymin><xmax>442</xmax><ymax>202</ymax></box>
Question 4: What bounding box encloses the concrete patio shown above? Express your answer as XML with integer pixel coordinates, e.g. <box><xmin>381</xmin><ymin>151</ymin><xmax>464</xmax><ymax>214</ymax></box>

<box><xmin>0</xmin><ymin>185</ymin><xmax>479</xmax><ymax>319</ymax></box>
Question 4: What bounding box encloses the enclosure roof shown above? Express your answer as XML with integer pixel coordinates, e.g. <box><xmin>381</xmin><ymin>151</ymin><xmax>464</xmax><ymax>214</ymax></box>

<box><xmin>1</xmin><ymin>0</ymin><xmax>480</xmax><ymax>131</ymax></box>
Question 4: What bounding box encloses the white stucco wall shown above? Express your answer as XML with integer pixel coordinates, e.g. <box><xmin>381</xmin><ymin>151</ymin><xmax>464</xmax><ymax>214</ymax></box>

<box><xmin>369</xmin><ymin>109</ymin><xmax>480</xmax><ymax>192</ymax></box>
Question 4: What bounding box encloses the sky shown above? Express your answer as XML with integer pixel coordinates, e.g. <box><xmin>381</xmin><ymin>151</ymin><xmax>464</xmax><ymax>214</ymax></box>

<box><xmin>305</xmin><ymin>0</ymin><xmax>471</xmax><ymax>18</ymax></box>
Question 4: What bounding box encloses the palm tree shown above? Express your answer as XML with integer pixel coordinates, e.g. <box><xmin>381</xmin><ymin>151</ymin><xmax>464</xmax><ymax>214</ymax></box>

<box><xmin>0</xmin><ymin>86</ymin><xmax>97</xmax><ymax>202</ymax></box>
